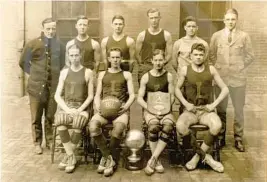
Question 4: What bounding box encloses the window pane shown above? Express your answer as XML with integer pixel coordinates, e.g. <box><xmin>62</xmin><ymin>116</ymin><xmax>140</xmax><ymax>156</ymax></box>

<box><xmin>212</xmin><ymin>2</ymin><xmax>226</xmax><ymax>19</ymax></box>
<box><xmin>211</xmin><ymin>21</ymin><xmax>225</xmax><ymax>35</ymax></box>
<box><xmin>180</xmin><ymin>2</ymin><xmax>197</xmax><ymax>19</ymax></box>
<box><xmin>86</xmin><ymin>1</ymin><xmax>100</xmax><ymax>18</ymax></box>
<box><xmin>198</xmin><ymin>2</ymin><xmax>212</xmax><ymax>19</ymax></box>
<box><xmin>57</xmin><ymin>21</ymin><xmax>76</xmax><ymax>37</ymax></box>
<box><xmin>71</xmin><ymin>1</ymin><xmax>85</xmax><ymax>17</ymax></box>
<box><xmin>197</xmin><ymin>20</ymin><xmax>211</xmax><ymax>38</ymax></box>
<box><xmin>55</xmin><ymin>1</ymin><xmax>71</xmax><ymax>18</ymax></box>
<box><xmin>88</xmin><ymin>20</ymin><xmax>100</xmax><ymax>37</ymax></box>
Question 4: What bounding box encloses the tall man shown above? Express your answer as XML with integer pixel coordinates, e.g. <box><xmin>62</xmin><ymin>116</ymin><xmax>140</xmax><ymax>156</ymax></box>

<box><xmin>172</xmin><ymin>16</ymin><xmax>209</xmax><ymax>73</ymax></box>
<box><xmin>209</xmin><ymin>9</ymin><xmax>254</xmax><ymax>151</ymax></box>
<box><xmin>89</xmin><ymin>48</ymin><xmax>135</xmax><ymax>177</ymax></box>
<box><xmin>175</xmin><ymin>43</ymin><xmax>229</xmax><ymax>173</ymax></box>
<box><xmin>54</xmin><ymin>44</ymin><xmax>94</xmax><ymax>173</ymax></box>
<box><xmin>137</xmin><ymin>49</ymin><xmax>174</xmax><ymax>175</ymax></box>
<box><xmin>66</xmin><ymin>15</ymin><xmax>101</xmax><ymax>73</ymax></box>
<box><xmin>101</xmin><ymin>15</ymin><xmax>136</xmax><ymax>72</ymax></box>
<box><xmin>19</xmin><ymin>18</ymin><xmax>65</xmax><ymax>154</ymax></box>
<box><xmin>136</xmin><ymin>8</ymin><xmax>172</xmax><ymax>81</ymax></box>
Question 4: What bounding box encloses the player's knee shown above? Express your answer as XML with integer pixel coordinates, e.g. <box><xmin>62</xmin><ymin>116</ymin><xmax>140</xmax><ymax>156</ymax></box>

<box><xmin>176</xmin><ymin>119</ymin><xmax>189</xmax><ymax>136</ymax></box>
<box><xmin>159</xmin><ymin>123</ymin><xmax>174</xmax><ymax>143</ymax></box>
<box><xmin>73</xmin><ymin>115</ymin><xmax>88</xmax><ymax>129</ymax></box>
<box><xmin>57</xmin><ymin>125</ymin><xmax>67</xmax><ymax>131</ymax></box>
<box><xmin>54</xmin><ymin>113</ymin><xmax>71</xmax><ymax>126</ymax></box>
<box><xmin>148</xmin><ymin>121</ymin><xmax>160</xmax><ymax>142</ymax></box>
<box><xmin>89</xmin><ymin>120</ymin><xmax>102</xmax><ymax>137</ymax></box>
<box><xmin>209</xmin><ymin>116</ymin><xmax>222</xmax><ymax>136</ymax></box>
<box><xmin>112</xmin><ymin>122</ymin><xmax>126</xmax><ymax>139</ymax></box>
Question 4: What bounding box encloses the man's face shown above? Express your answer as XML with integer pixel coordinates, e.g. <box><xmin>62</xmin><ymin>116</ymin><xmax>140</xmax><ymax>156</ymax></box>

<box><xmin>190</xmin><ymin>49</ymin><xmax>205</xmax><ymax>66</ymax></box>
<box><xmin>112</xmin><ymin>19</ymin><xmax>124</xmax><ymax>34</ymax></box>
<box><xmin>68</xmin><ymin>48</ymin><xmax>81</xmax><ymax>66</ymax></box>
<box><xmin>152</xmin><ymin>54</ymin><xmax>165</xmax><ymax>70</ymax></box>
<box><xmin>108</xmin><ymin>51</ymin><xmax>122</xmax><ymax>68</ymax></box>
<box><xmin>224</xmin><ymin>13</ymin><xmax>237</xmax><ymax>31</ymax></box>
<box><xmin>148</xmin><ymin>12</ymin><xmax>161</xmax><ymax>28</ymax></box>
<box><xmin>75</xmin><ymin>19</ymin><xmax>89</xmax><ymax>35</ymax></box>
<box><xmin>184</xmin><ymin>21</ymin><xmax>198</xmax><ymax>37</ymax></box>
<box><xmin>42</xmin><ymin>22</ymin><xmax>56</xmax><ymax>39</ymax></box>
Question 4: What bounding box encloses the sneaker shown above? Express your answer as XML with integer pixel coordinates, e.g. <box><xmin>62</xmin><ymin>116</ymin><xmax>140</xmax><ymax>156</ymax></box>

<box><xmin>35</xmin><ymin>145</ymin><xmax>43</xmax><ymax>155</ymax></box>
<box><xmin>185</xmin><ymin>154</ymin><xmax>200</xmax><ymax>171</ymax></box>
<box><xmin>103</xmin><ymin>155</ymin><xmax>115</xmax><ymax>177</ymax></box>
<box><xmin>97</xmin><ymin>157</ymin><xmax>107</xmax><ymax>174</ymax></box>
<box><xmin>144</xmin><ymin>156</ymin><xmax>157</xmax><ymax>176</ymax></box>
<box><xmin>155</xmin><ymin>160</ymin><xmax>164</xmax><ymax>173</ymax></box>
<box><xmin>65</xmin><ymin>154</ymin><xmax>77</xmax><ymax>173</ymax></box>
<box><xmin>202</xmin><ymin>154</ymin><xmax>224</xmax><ymax>173</ymax></box>
<box><xmin>58</xmin><ymin>154</ymin><xmax>68</xmax><ymax>170</ymax></box>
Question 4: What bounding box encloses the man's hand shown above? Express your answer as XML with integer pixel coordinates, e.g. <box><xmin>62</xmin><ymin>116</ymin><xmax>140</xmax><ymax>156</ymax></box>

<box><xmin>204</xmin><ymin>104</ymin><xmax>216</xmax><ymax>112</ymax></box>
<box><xmin>118</xmin><ymin>105</ymin><xmax>127</xmax><ymax>116</ymax></box>
<box><xmin>185</xmin><ymin>102</ymin><xmax>195</xmax><ymax>112</ymax></box>
<box><xmin>66</xmin><ymin>108</ymin><xmax>79</xmax><ymax>117</ymax></box>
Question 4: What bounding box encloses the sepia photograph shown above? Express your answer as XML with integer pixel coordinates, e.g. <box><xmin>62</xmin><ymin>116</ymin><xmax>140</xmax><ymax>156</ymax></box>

<box><xmin>1</xmin><ymin>0</ymin><xmax>267</xmax><ymax>181</ymax></box>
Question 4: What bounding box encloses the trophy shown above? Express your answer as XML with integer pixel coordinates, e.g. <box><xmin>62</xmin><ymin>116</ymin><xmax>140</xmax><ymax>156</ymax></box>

<box><xmin>125</xmin><ymin>129</ymin><xmax>145</xmax><ymax>170</ymax></box>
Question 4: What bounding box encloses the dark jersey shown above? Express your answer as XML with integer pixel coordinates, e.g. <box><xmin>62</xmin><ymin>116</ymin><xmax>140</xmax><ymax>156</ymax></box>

<box><xmin>106</xmin><ymin>35</ymin><xmax>130</xmax><ymax>60</ymax></box>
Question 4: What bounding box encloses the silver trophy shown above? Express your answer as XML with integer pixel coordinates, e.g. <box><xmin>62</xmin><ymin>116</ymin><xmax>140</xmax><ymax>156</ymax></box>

<box><xmin>125</xmin><ymin>129</ymin><xmax>145</xmax><ymax>170</ymax></box>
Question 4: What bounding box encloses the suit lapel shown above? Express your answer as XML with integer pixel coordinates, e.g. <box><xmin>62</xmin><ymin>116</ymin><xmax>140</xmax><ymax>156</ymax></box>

<box><xmin>230</xmin><ymin>29</ymin><xmax>242</xmax><ymax>46</ymax></box>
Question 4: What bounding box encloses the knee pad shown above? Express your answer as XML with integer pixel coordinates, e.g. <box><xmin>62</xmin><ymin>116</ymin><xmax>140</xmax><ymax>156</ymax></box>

<box><xmin>73</xmin><ymin>114</ymin><xmax>88</xmax><ymax>129</ymax></box>
<box><xmin>111</xmin><ymin>122</ymin><xmax>126</xmax><ymax>139</ymax></box>
<box><xmin>148</xmin><ymin>123</ymin><xmax>160</xmax><ymax>142</ymax></box>
<box><xmin>159</xmin><ymin>124</ymin><xmax>173</xmax><ymax>143</ymax></box>
<box><xmin>54</xmin><ymin>113</ymin><xmax>72</xmax><ymax>126</ymax></box>
<box><xmin>89</xmin><ymin>120</ymin><xmax>102</xmax><ymax>137</ymax></box>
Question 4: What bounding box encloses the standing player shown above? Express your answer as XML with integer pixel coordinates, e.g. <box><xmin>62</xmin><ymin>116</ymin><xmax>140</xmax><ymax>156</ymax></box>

<box><xmin>209</xmin><ymin>9</ymin><xmax>254</xmax><ymax>151</ymax></box>
<box><xmin>137</xmin><ymin>49</ymin><xmax>174</xmax><ymax>175</ymax></box>
<box><xmin>136</xmin><ymin>8</ymin><xmax>172</xmax><ymax>81</ymax></box>
<box><xmin>175</xmin><ymin>43</ymin><xmax>229</xmax><ymax>172</ymax></box>
<box><xmin>54</xmin><ymin>44</ymin><xmax>94</xmax><ymax>173</ymax></box>
<box><xmin>172</xmin><ymin>16</ymin><xmax>209</xmax><ymax>73</ymax></box>
<box><xmin>89</xmin><ymin>47</ymin><xmax>135</xmax><ymax>177</ymax></box>
<box><xmin>66</xmin><ymin>15</ymin><xmax>101</xmax><ymax>73</ymax></box>
<box><xmin>101</xmin><ymin>15</ymin><xmax>136</xmax><ymax>72</ymax></box>
<box><xmin>19</xmin><ymin>18</ymin><xmax>65</xmax><ymax>154</ymax></box>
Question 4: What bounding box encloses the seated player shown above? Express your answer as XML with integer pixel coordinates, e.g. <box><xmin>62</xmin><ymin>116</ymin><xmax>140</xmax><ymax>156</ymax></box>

<box><xmin>137</xmin><ymin>49</ymin><xmax>175</xmax><ymax>175</ymax></box>
<box><xmin>89</xmin><ymin>47</ymin><xmax>135</xmax><ymax>177</ymax></box>
<box><xmin>175</xmin><ymin>43</ymin><xmax>229</xmax><ymax>173</ymax></box>
<box><xmin>54</xmin><ymin>44</ymin><xmax>94</xmax><ymax>173</ymax></box>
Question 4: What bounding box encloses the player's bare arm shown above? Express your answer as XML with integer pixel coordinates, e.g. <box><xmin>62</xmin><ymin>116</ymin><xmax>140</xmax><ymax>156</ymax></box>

<box><xmin>164</xmin><ymin>30</ymin><xmax>173</xmax><ymax>63</ymax></box>
<box><xmin>122</xmin><ymin>71</ymin><xmax>135</xmax><ymax>110</ymax></box>
<box><xmin>94</xmin><ymin>71</ymin><xmax>105</xmax><ymax>111</ymax></box>
<box><xmin>101</xmin><ymin>37</ymin><xmax>109</xmax><ymax>71</ymax></box>
<box><xmin>136</xmin><ymin>31</ymin><xmax>145</xmax><ymax>64</ymax></box>
<box><xmin>92</xmin><ymin>39</ymin><xmax>101</xmax><ymax>73</ymax></box>
<box><xmin>137</xmin><ymin>73</ymin><xmax>149</xmax><ymax>110</ymax></box>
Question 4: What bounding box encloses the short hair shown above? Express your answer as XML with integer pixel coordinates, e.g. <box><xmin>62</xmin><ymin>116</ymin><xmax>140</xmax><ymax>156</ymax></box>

<box><xmin>76</xmin><ymin>15</ymin><xmax>89</xmax><ymax>24</ymax></box>
<box><xmin>67</xmin><ymin>43</ymin><xmax>82</xmax><ymax>54</ymax></box>
<box><xmin>191</xmin><ymin>43</ymin><xmax>206</xmax><ymax>53</ymax></box>
<box><xmin>112</xmin><ymin>15</ymin><xmax>125</xmax><ymax>24</ymax></box>
<box><xmin>107</xmin><ymin>47</ymin><xmax>122</xmax><ymax>57</ymax></box>
<box><xmin>182</xmin><ymin>16</ymin><xmax>198</xmax><ymax>27</ymax></box>
<box><xmin>152</xmin><ymin>49</ymin><xmax>165</xmax><ymax>59</ymax></box>
<box><xmin>225</xmin><ymin>8</ymin><xmax>238</xmax><ymax>18</ymax></box>
<box><xmin>42</xmin><ymin>18</ymin><xmax>56</xmax><ymax>27</ymax></box>
<box><xmin>147</xmin><ymin>8</ymin><xmax>161</xmax><ymax>17</ymax></box>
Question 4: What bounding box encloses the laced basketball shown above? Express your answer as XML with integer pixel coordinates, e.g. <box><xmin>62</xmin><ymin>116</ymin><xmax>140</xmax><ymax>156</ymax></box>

<box><xmin>100</xmin><ymin>96</ymin><xmax>122</xmax><ymax>120</ymax></box>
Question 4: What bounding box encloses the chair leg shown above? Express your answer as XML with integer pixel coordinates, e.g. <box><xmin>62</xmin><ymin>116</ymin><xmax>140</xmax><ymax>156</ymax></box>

<box><xmin>51</xmin><ymin>125</ymin><xmax>57</xmax><ymax>164</ymax></box>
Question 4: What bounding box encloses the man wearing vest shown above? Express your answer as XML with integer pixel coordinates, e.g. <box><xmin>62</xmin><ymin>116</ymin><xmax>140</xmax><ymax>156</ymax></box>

<box><xmin>66</xmin><ymin>15</ymin><xmax>101</xmax><ymax>73</ymax></box>
<box><xmin>19</xmin><ymin>18</ymin><xmax>65</xmax><ymax>154</ymax></box>
<box><xmin>209</xmin><ymin>9</ymin><xmax>254</xmax><ymax>151</ymax></box>
<box><xmin>54</xmin><ymin>44</ymin><xmax>94</xmax><ymax>173</ymax></box>
<box><xmin>136</xmin><ymin>8</ymin><xmax>172</xmax><ymax>81</ymax></box>
<box><xmin>137</xmin><ymin>49</ymin><xmax>174</xmax><ymax>175</ymax></box>
<box><xmin>175</xmin><ymin>43</ymin><xmax>229</xmax><ymax>173</ymax></box>
<box><xmin>101</xmin><ymin>15</ymin><xmax>136</xmax><ymax>72</ymax></box>
<box><xmin>172</xmin><ymin>16</ymin><xmax>209</xmax><ymax>74</ymax></box>
<box><xmin>89</xmin><ymin>48</ymin><xmax>135</xmax><ymax>177</ymax></box>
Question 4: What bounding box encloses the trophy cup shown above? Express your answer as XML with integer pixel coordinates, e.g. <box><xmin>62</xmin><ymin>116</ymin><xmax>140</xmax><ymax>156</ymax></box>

<box><xmin>125</xmin><ymin>129</ymin><xmax>145</xmax><ymax>170</ymax></box>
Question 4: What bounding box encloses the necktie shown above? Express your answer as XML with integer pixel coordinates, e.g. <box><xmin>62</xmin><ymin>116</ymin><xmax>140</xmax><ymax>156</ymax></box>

<box><xmin>228</xmin><ymin>31</ymin><xmax>232</xmax><ymax>43</ymax></box>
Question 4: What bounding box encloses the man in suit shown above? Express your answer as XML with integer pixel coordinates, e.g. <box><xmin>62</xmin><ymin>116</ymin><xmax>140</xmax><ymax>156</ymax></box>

<box><xmin>209</xmin><ymin>8</ymin><xmax>255</xmax><ymax>152</ymax></box>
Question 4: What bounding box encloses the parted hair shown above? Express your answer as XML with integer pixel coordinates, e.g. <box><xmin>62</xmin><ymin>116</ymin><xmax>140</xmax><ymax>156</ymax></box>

<box><xmin>147</xmin><ymin>8</ymin><xmax>161</xmax><ymax>16</ymax></box>
<box><xmin>107</xmin><ymin>47</ymin><xmax>123</xmax><ymax>57</ymax></box>
<box><xmin>182</xmin><ymin>16</ymin><xmax>198</xmax><ymax>27</ymax></box>
<box><xmin>225</xmin><ymin>8</ymin><xmax>239</xmax><ymax>18</ymax></box>
<box><xmin>191</xmin><ymin>43</ymin><xmax>206</xmax><ymax>53</ymax></box>
<box><xmin>152</xmin><ymin>49</ymin><xmax>165</xmax><ymax>58</ymax></box>
<box><xmin>112</xmin><ymin>15</ymin><xmax>125</xmax><ymax>24</ymax></box>
<box><xmin>76</xmin><ymin>15</ymin><xmax>89</xmax><ymax>24</ymax></box>
<box><xmin>42</xmin><ymin>18</ymin><xmax>56</xmax><ymax>27</ymax></box>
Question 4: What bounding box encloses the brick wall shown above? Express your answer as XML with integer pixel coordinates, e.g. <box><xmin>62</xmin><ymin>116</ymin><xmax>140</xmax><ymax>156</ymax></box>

<box><xmin>233</xmin><ymin>1</ymin><xmax>267</xmax><ymax>95</ymax></box>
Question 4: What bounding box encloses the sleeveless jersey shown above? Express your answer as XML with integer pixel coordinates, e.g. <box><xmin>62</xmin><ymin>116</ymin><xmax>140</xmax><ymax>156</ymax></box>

<box><xmin>102</xmin><ymin>71</ymin><xmax>128</xmax><ymax>103</ymax></box>
<box><xmin>106</xmin><ymin>35</ymin><xmax>130</xmax><ymax>60</ymax></box>
<box><xmin>74</xmin><ymin>37</ymin><xmax>95</xmax><ymax>70</ymax></box>
<box><xmin>184</xmin><ymin>65</ymin><xmax>213</xmax><ymax>106</ymax></box>
<box><xmin>64</xmin><ymin>67</ymin><xmax>87</xmax><ymax>103</ymax></box>
<box><xmin>141</xmin><ymin>29</ymin><xmax>166</xmax><ymax>64</ymax></box>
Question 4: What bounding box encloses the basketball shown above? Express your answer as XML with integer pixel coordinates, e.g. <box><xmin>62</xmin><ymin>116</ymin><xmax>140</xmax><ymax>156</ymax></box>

<box><xmin>100</xmin><ymin>96</ymin><xmax>122</xmax><ymax>120</ymax></box>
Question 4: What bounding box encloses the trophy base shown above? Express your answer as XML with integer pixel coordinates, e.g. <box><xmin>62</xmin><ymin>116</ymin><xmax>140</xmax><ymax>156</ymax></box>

<box><xmin>125</xmin><ymin>160</ymin><xmax>143</xmax><ymax>171</ymax></box>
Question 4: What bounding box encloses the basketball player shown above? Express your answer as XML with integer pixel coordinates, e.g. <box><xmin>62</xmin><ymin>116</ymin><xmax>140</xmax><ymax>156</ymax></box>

<box><xmin>172</xmin><ymin>16</ymin><xmax>209</xmax><ymax>74</ymax></box>
<box><xmin>175</xmin><ymin>43</ymin><xmax>229</xmax><ymax>172</ymax></box>
<box><xmin>54</xmin><ymin>44</ymin><xmax>94</xmax><ymax>173</ymax></box>
<box><xmin>101</xmin><ymin>15</ymin><xmax>136</xmax><ymax>72</ymax></box>
<box><xmin>137</xmin><ymin>49</ymin><xmax>174</xmax><ymax>175</ymax></box>
<box><xmin>89</xmin><ymin>47</ymin><xmax>135</xmax><ymax>177</ymax></box>
<box><xmin>66</xmin><ymin>15</ymin><xmax>101</xmax><ymax>73</ymax></box>
<box><xmin>136</xmin><ymin>8</ymin><xmax>172</xmax><ymax>81</ymax></box>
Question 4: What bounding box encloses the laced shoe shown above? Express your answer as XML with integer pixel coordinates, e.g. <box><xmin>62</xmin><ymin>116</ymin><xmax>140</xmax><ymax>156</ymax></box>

<box><xmin>58</xmin><ymin>154</ymin><xmax>68</xmax><ymax>170</ymax></box>
<box><xmin>202</xmin><ymin>154</ymin><xmax>224</xmax><ymax>173</ymax></box>
<box><xmin>144</xmin><ymin>156</ymin><xmax>157</xmax><ymax>176</ymax></box>
<box><xmin>35</xmin><ymin>145</ymin><xmax>43</xmax><ymax>155</ymax></box>
<box><xmin>155</xmin><ymin>159</ymin><xmax>164</xmax><ymax>173</ymax></box>
<box><xmin>65</xmin><ymin>154</ymin><xmax>77</xmax><ymax>173</ymax></box>
<box><xmin>185</xmin><ymin>154</ymin><xmax>200</xmax><ymax>171</ymax></box>
<box><xmin>103</xmin><ymin>155</ymin><xmax>116</xmax><ymax>177</ymax></box>
<box><xmin>97</xmin><ymin>157</ymin><xmax>107</xmax><ymax>174</ymax></box>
